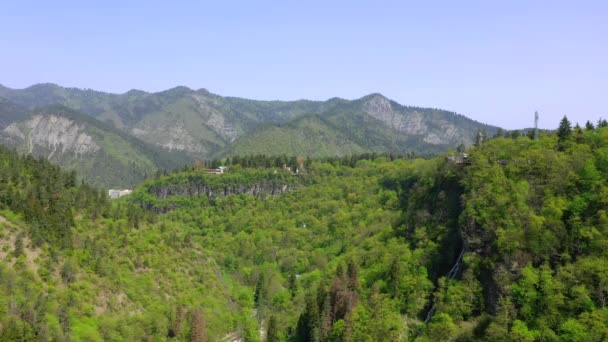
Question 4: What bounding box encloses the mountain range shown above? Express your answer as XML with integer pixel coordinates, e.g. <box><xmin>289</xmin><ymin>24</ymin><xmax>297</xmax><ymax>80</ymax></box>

<box><xmin>0</xmin><ymin>83</ymin><xmax>499</xmax><ymax>187</ymax></box>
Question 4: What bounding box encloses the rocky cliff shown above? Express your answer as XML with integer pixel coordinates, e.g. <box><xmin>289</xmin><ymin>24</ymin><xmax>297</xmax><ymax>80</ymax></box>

<box><xmin>148</xmin><ymin>179</ymin><xmax>292</xmax><ymax>200</ymax></box>
<box><xmin>3</xmin><ymin>114</ymin><xmax>100</xmax><ymax>156</ymax></box>
<box><xmin>134</xmin><ymin>170</ymin><xmax>298</xmax><ymax>213</ymax></box>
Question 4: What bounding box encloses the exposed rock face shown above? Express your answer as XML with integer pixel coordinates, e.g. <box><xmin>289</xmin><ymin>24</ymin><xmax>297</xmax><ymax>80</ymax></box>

<box><xmin>142</xmin><ymin>179</ymin><xmax>294</xmax><ymax>213</ymax></box>
<box><xmin>362</xmin><ymin>94</ymin><xmax>480</xmax><ymax>146</ymax></box>
<box><xmin>191</xmin><ymin>94</ymin><xmax>238</xmax><ymax>142</ymax></box>
<box><xmin>3</xmin><ymin>115</ymin><xmax>99</xmax><ymax>156</ymax></box>
<box><xmin>149</xmin><ymin>180</ymin><xmax>292</xmax><ymax>200</ymax></box>
<box><xmin>363</xmin><ymin>95</ymin><xmax>428</xmax><ymax>135</ymax></box>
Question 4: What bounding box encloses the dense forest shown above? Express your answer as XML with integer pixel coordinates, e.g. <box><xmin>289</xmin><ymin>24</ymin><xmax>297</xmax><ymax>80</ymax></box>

<box><xmin>0</xmin><ymin>117</ymin><xmax>607</xmax><ymax>341</ymax></box>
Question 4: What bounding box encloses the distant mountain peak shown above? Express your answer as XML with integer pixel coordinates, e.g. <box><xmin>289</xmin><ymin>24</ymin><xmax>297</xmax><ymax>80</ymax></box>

<box><xmin>25</xmin><ymin>82</ymin><xmax>61</xmax><ymax>90</ymax></box>
<box><xmin>125</xmin><ymin>89</ymin><xmax>149</xmax><ymax>96</ymax></box>
<box><xmin>196</xmin><ymin>88</ymin><xmax>211</xmax><ymax>95</ymax></box>
<box><xmin>164</xmin><ymin>86</ymin><xmax>193</xmax><ymax>93</ymax></box>
<box><xmin>360</xmin><ymin>93</ymin><xmax>388</xmax><ymax>101</ymax></box>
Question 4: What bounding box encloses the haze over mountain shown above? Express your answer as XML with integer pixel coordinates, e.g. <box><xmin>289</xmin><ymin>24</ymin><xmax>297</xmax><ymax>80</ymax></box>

<box><xmin>0</xmin><ymin>83</ymin><xmax>498</xmax><ymax>187</ymax></box>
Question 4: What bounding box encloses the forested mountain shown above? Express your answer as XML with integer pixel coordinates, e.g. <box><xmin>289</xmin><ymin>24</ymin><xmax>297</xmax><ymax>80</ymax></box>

<box><xmin>1</xmin><ymin>120</ymin><xmax>607</xmax><ymax>340</ymax></box>
<box><xmin>0</xmin><ymin>84</ymin><xmax>499</xmax><ymax>184</ymax></box>
<box><xmin>0</xmin><ymin>98</ymin><xmax>27</xmax><ymax>129</ymax></box>
<box><xmin>0</xmin><ymin>105</ymin><xmax>192</xmax><ymax>188</ymax></box>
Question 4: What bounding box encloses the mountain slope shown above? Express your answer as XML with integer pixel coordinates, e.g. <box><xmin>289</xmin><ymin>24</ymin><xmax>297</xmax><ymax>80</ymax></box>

<box><xmin>1</xmin><ymin>125</ymin><xmax>608</xmax><ymax>340</ymax></box>
<box><xmin>224</xmin><ymin>94</ymin><xmax>498</xmax><ymax>157</ymax></box>
<box><xmin>222</xmin><ymin>115</ymin><xmax>368</xmax><ymax>157</ymax></box>
<box><xmin>0</xmin><ymin>106</ymin><xmax>192</xmax><ymax>187</ymax></box>
<box><xmin>0</xmin><ymin>83</ymin><xmax>500</xmax><ymax>159</ymax></box>
<box><xmin>0</xmin><ymin>97</ymin><xmax>27</xmax><ymax>129</ymax></box>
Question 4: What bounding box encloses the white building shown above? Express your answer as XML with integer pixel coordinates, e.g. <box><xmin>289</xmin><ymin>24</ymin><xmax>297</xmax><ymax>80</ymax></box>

<box><xmin>108</xmin><ymin>189</ymin><xmax>132</xmax><ymax>199</ymax></box>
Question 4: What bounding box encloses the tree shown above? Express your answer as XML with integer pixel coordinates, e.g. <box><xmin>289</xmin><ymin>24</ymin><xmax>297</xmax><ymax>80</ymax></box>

<box><xmin>295</xmin><ymin>292</ymin><xmax>320</xmax><ymax>342</ymax></box>
<box><xmin>266</xmin><ymin>315</ymin><xmax>281</xmax><ymax>342</ymax></box>
<box><xmin>288</xmin><ymin>273</ymin><xmax>298</xmax><ymax>296</ymax></box>
<box><xmin>493</xmin><ymin>128</ymin><xmax>505</xmax><ymax>138</ymax></box>
<box><xmin>574</xmin><ymin>123</ymin><xmax>584</xmax><ymax>143</ymax></box>
<box><xmin>585</xmin><ymin>120</ymin><xmax>595</xmax><ymax>130</ymax></box>
<box><xmin>388</xmin><ymin>257</ymin><xmax>402</xmax><ymax>297</ymax></box>
<box><xmin>13</xmin><ymin>233</ymin><xmax>24</xmax><ymax>257</ymax></box>
<box><xmin>170</xmin><ymin>306</ymin><xmax>186</xmax><ymax>338</ymax></box>
<box><xmin>526</xmin><ymin>129</ymin><xmax>536</xmax><ymax>140</ymax></box>
<box><xmin>0</xmin><ymin>317</ymin><xmax>36</xmax><ymax>341</ymax></box>
<box><xmin>346</xmin><ymin>259</ymin><xmax>360</xmax><ymax>292</ymax></box>
<box><xmin>510</xmin><ymin>320</ymin><xmax>538</xmax><ymax>342</ymax></box>
<box><xmin>254</xmin><ymin>272</ymin><xmax>267</xmax><ymax>309</ymax></box>
<box><xmin>427</xmin><ymin>313</ymin><xmax>457</xmax><ymax>341</ymax></box>
<box><xmin>557</xmin><ymin>115</ymin><xmax>572</xmax><ymax>149</ymax></box>
<box><xmin>189</xmin><ymin>309</ymin><xmax>208</xmax><ymax>342</ymax></box>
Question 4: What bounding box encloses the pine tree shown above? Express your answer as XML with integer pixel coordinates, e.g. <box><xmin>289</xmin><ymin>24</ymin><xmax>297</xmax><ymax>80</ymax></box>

<box><xmin>574</xmin><ymin>123</ymin><xmax>584</xmax><ymax>143</ymax></box>
<box><xmin>585</xmin><ymin>120</ymin><xmax>595</xmax><ymax>130</ymax></box>
<box><xmin>557</xmin><ymin>115</ymin><xmax>572</xmax><ymax>150</ymax></box>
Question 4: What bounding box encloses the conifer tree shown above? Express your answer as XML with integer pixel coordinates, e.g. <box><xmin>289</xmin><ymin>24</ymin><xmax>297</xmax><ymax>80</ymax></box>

<box><xmin>557</xmin><ymin>115</ymin><xmax>572</xmax><ymax>150</ymax></box>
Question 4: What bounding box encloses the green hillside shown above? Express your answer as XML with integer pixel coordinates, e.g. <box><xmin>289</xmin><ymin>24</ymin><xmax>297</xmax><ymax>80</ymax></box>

<box><xmin>1</xmin><ymin>119</ymin><xmax>607</xmax><ymax>340</ymax></box>
<box><xmin>0</xmin><ymin>97</ymin><xmax>27</xmax><ymax>129</ymax></box>
<box><xmin>222</xmin><ymin>115</ymin><xmax>367</xmax><ymax>157</ymax></box>
<box><xmin>0</xmin><ymin>106</ymin><xmax>192</xmax><ymax>188</ymax></box>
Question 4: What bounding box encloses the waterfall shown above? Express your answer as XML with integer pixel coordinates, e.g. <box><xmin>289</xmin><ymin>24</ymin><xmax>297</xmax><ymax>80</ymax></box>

<box><xmin>424</xmin><ymin>241</ymin><xmax>467</xmax><ymax>324</ymax></box>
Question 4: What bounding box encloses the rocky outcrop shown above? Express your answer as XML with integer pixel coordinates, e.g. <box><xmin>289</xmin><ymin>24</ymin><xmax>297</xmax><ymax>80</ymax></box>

<box><xmin>141</xmin><ymin>178</ymin><xmax>295</xmax><ymax>213</ymax></box>
<box><xmin>149</xmin><ymin>180</ymin><xmax>292</xmax><ymax>200</ymax></box>
<box><xmin>3</xmin><ymin>115</ymin><xmax>99</xmax><ymax>156</ymax></box>
<box><xmin>363</xmin><ymin>94</ymin><xmax>428</xmax><ymax>135</ymax></box>
<box><xmin>362</xmin><ymin>94</ymin><xmax>484</xmax><ymax>146</ymax></box>
<box><xmin>191</xmin><ymin>94</ymin><xmax>239</xmax><ymax>142</ymax></box>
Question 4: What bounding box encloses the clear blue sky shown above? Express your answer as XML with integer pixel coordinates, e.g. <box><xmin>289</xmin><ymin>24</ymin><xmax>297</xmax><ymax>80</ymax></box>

<box><xmin>2</xmin><ymin>0</ymin><xmax>607</xmax><ymax>129</ymax></box>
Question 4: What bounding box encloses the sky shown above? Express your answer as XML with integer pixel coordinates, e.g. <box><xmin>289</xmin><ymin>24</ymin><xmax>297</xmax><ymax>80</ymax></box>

<box><xmin>1</xmin><ymin>0</ymin><xmax>607</xmax><ymax>129</ymax></box>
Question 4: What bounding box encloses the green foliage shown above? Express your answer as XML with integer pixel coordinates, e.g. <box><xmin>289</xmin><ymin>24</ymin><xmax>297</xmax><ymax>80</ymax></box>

<box><xmin>1</xmin><ymin>124</ymin><xmax>608</xmax><ymax>340</ymax></box>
